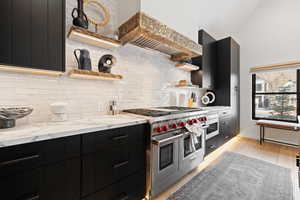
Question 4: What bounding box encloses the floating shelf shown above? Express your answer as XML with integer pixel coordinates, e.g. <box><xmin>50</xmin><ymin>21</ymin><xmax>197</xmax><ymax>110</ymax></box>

<box><xmin>175</xmin><ymin>85</ymin><xmax>199</xmax><ymax>89</ymax></box>
<box><xmin>68</xmin><ymin>26</ymin><xmax>122</xmax><ymax>50</ymax></box>
<box><xmin>68</xmin><ymin>69</ymin><xmax>123</xmax><ymax>81</ymax></box>
<box><xmin>0</xmin><ymin>65</ymin><xmax>63</xmax><ymax>77</ymax></box>
<box><xmin>175</xmin><ymin>63</ymin><xmax>199</xmax><ymax>72</ymax></box>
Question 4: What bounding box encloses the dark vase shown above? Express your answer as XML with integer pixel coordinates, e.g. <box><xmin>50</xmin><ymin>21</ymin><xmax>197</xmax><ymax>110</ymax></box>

<box><xmin>74</xmin><ymin>49</ymin><xmax>92</xmax><ymax>71</ymax></box>
<box><xmin>72</xmin><ymin>0</ymin><xmax>89</xmax><ymax>29</ymax></box>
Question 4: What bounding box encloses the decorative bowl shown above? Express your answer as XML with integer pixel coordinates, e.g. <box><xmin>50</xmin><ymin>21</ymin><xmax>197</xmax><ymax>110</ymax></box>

<box><xmin>0</xmin><ymin>107</ymin><xmax>33</xmax><ymax>129</ymax></box>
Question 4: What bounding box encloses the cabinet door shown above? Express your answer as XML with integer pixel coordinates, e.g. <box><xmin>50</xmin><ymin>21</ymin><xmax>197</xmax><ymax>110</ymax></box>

<box><xmin>201</xmin><ymin>31</ymin><xmax>217</xmax><ymax>89</ymax></box>
<box><xmin>12</xmin><ymin>0</ymin><xmax>31</xmax><ymax>66</ymax></box>
<box><xmin>0</xmin><ymin>0</ymin><xmax>65</xmax><ymax>71</ymax></box>
<box><xmin>82</xmin><ymin>171</ymin><xmax>146</xmax><ymax>200</ymax></box>
<box><xmin>31</xmin><ymin>0</ymin><xmax>47</xmax><ymax>67</ymax></box>
<box><xmin>47</xmin><ymin>0</ymin><xmax>64</xmax><ymax>70</ymax></box>
<box><xmin>0</xmin><ymin>1</ymin><xmax>12</xmax><ymax>64</ymax></box>
<box><xmin>82</xmin><ymin>125</ymin><xmax>147</xmax><ymax>197</ymax></box>
<box><xmin>0</xmin><ymin>168</ymin><xmax>41</xmax><ymax>200</ymax></box>
<box><xmin>40</xmin><ymin>158</ymin><xmax>81</xmax><ymax>200</ymax></box>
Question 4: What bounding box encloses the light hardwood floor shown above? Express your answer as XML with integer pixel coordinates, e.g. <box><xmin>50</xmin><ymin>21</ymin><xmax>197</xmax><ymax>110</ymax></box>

<box><xmin>153</xmin><ymin>136</ymin><xmax>300</xmax><ymax>200</ymax></box>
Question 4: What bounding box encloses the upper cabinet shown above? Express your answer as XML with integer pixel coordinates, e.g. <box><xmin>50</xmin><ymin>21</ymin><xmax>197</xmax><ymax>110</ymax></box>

<box><xmin>191</xmin><ymin>30</ymin><xmax>217</xmax><ymax>89</ymax></box>
<box><xmin>0</xmin><ymin>0</ymin><xmax>65</xmax><ymax>72</ymax></box>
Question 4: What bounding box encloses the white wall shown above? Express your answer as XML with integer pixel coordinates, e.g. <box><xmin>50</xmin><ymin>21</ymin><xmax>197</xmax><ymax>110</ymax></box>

<box><xmin>0</xmin><ymin>0</ymin><xmax>198</xmax><ymax>125</ymax></box>
<box><xmin>235</xmin><ymin>0</ymin><xmax>300</xmax><ymax>145</ymax></box>
<box><xmin>141</xmin><ymin>0</ymin><xmax>261</xmax><ymax>41</ymax></box>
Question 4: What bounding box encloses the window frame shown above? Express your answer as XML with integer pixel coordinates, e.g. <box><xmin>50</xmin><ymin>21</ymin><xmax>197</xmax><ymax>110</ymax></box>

<box><xmin>252</xmin><ymin>69</ymin><xmax>300</xmax><ymax>122</ymax></box>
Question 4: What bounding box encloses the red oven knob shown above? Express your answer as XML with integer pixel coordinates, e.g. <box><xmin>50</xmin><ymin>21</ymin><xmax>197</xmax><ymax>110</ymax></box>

<box><xmin>162</xmin><ymin>125</ymin><xmax>168</xmax><ymax>132</ymax></box>
<box><xmin>178</xmin><ymin>122</ymin><xmax>185</xmax><ymax>127</ymax></box>
<box><xmin>188</xmin><ymin>120</ymin><xmax>193</xmax><ymax>125</ymax></box>
<box><xmin>170</xmin><ymin>123</ymin><xmax>177</xmax><ymax>129</ymax></box>
<box><xmin>193</xmin><ymin>119</ymin><xmax>198</xmax><ymax>124</ymax></box>
<box><xmin>154</xmin><ymin>127</ymin><xmax>161</xmax><ymax>133</ymax></box>
<box><xmin>204</xmin><ymin>117</ymin><xmax>208</xmax><ymax>121</ymax></box>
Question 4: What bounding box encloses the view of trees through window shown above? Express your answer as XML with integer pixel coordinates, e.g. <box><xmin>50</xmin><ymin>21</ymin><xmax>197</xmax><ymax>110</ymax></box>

<box><xmin>253</xmin><ymin>70</ymin><xmax>298</xmax><ymax>121</ymax></box>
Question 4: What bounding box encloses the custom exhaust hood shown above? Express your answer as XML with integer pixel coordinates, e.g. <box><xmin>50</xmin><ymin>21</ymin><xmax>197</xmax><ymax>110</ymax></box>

<box><xmin>118</xmin><ymin>12</ymin><xmax>202</xmax><ymax>61</ymax></box>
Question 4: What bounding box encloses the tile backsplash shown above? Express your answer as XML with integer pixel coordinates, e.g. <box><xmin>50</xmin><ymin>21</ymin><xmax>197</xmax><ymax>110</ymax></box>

<box><xmin>0</xmin><ymin>0</ymin><xmax>201</xmax><ymax>124</ymax></box>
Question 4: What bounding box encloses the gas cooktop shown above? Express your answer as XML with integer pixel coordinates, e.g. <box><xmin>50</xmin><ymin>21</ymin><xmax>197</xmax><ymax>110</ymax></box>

<box><xmin>123</xmin><ymin>107</ymin><xmax>204</xmax><ymax>117</ymax></box>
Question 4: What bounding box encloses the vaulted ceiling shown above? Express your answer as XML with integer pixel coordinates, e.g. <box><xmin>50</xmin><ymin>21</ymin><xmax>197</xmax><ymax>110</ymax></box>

<box><xmin>141</xmin><ymin>0</ymin><xmax>262</xmax><ymax>41</ymax></box>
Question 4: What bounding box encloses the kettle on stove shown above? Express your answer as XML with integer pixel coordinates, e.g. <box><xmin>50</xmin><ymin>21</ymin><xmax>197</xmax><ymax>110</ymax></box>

<box><xmin>74</xmin><ymin>49</ymin><xmax>92</xmax><ymax>71</ymax></box>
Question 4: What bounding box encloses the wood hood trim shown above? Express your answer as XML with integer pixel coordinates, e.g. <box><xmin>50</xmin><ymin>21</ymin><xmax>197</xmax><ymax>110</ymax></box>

<box><xmin>250</xmin><ymin>61</ymin><xmax>300</xmax><ymax>73</ymax></box>
<box><xmin>118</xmin><ymin>12</ymin><xmax>202</xmax><ymax>61</ymax></box>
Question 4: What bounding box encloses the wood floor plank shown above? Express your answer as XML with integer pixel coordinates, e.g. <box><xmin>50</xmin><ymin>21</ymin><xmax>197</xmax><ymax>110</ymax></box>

<box><xmin>153</xmin><ymin>136</ymin><xmax>300</xmax><ymax>200</ymax></box>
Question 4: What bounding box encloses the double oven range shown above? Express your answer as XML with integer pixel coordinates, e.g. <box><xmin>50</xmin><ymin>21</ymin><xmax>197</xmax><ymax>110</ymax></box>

<box><xmin>124</xmin><ymin>107</ymin><xmax>208</xmax><ymax>198</ymax></box>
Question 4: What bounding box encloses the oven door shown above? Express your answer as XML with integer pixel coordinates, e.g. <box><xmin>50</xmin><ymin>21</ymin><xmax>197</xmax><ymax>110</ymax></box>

<box><xmin>179</xmin><ymin>131</ymin><xmax>205</xmax><ymax>174</ymax></box>
<box><xmin>151</xmin><ymin>132</ymin><xmax>182</xmax><ymax>196</ymax></box>
<box><xmin>206</xmin><ymin>118</ymin><xmax>219</xmax><ymax>140</ymax></box>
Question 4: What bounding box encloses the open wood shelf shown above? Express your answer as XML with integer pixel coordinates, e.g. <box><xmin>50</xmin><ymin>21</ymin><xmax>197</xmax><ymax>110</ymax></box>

<box><xmin>175</xmin><ymin>63</ymin><xmax>199</xmax><ymax>72</ymax></box>
<box><xmin>175</xmin><ymin>85</ymin><xmax>199</xmax><ymax>89</ymax></box>
<box><xmin>0</xmin><ymin>65</ymin><xmax>64</xmax><ymax>77</ymax></box>
<box><xmin>67</xmin><ymin>26</ymin><xmax>122</xmax><ymax>50</ymax></box>
<box><xmin>68</xmin><ymin>69</ymin><xmax>123</xmax><ymax>81</ymax></box>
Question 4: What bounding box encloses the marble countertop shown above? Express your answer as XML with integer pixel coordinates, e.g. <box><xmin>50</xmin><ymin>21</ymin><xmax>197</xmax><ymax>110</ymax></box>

<box><xmin>200</xmin><ymin>106</ymin><xmax>231</xmax><ymax>113</ymax></box>
<box><xmin>0</xmin><ymin>114</ymin><xmax>148</xmax><ymax>148</ymax></box>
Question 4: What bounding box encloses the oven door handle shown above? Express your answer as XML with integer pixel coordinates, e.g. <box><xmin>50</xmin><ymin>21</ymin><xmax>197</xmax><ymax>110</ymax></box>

<box><xmin>152</xmin><ymin>134</ymin><xmax>183</xmax><ymax>145</ymax></box>
<box><xmin>201</xmin><ymin>125</ymin><xmax>209</xmax><ymax>129</ymax></box>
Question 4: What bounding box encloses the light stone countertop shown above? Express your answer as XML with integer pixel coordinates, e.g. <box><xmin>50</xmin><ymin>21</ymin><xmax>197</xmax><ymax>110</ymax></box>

<box><xmin>0</xmin><ymin>114</ymin><xmax>148</xmax><ymax>148</ymax></box>
<box><xmin>200</xmin><ymin>106</ymin><xmax>231</xmax><ymax>111</ymax></box>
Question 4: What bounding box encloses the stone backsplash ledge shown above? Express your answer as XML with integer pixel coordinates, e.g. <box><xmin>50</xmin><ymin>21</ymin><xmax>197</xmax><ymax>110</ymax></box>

<box><xmin>0</xmin><ymin>0</ymin><xmax>199</xmax><ymax>124</ymax></box>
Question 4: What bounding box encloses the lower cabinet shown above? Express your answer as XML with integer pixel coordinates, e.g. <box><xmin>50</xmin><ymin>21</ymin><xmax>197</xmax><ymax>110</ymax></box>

<box><xmin>81</xmin><ymin>124</ymin><xmax>147</xmax><ymax>198</ymax></box>
<box><xmin>40</xmin><ymin>158</ymin><xmax>81</xmax><ymax>200</ymax></box>
<box><xmin>82</xmin><ymin>171</ymin><xmax>146</xmax><ymax>200</ymax></box>
<box><xmin>0</xmin><ymin>158</ymin><xmax>80</xmax><ymax>200</ymax></box>
<box><xmin>205</xmin><ymin>112</ymin><xmax>238</xmax><ymax>156</ymax></box>
<box><xmin>0</xmin><ymin>124</ymin><xmax>148</xmax><ymax>200</ymax></box>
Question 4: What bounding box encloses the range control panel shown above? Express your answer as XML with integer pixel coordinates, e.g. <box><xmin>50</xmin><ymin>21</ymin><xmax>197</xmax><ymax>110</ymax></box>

<box><xmin>151</xmin><ymin>115</ymin><xmax>207</xmax><ymax>135</ymax></box>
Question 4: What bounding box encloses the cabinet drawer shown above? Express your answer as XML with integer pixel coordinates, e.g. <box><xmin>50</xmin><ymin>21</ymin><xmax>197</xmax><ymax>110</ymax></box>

<box><xmin>0</xmin><ymin>168</ymin><xmax>41</xmax><ymax>200</ymax></box>
<box><xmin>219</xmin><ymin>109</ymin><xmax>232</xmax><ymax>118</ymax></box>
<box><xmin>82</xmin><ymin>142</ymin><xmax>146</xmax><ymax>196</ymax></box>
<box><xmin>82</xmin><ymin>124</ymin><xmax>146</xmax><ymax>154</ymax></box>
<box><xmin>0</xmin><ymin>142</ymin><xmax>42</xmax><ymax>177</ymax></box>
<box><xmin>82</xmin><ymin>171</ymin><xmax>146</xmax><ymax>200</ymax></box>
<box><xmin>0</xmin><ymin>158</ymin><xmax>81</xmax><ymax>200</ymax></box>
<box><xmin>0</xmin><ymin>135</ymin><xmax>80</xmax><ymax>177</ymax></box>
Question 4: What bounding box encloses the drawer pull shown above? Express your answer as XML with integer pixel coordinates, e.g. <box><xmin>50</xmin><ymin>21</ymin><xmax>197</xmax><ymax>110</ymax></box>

<box><xmin>209</xmin><ymin>145</ymin><xmax>216</xmax><ymax>149</ymax></box>
<box><xmin>0</xmin><ymin>155</ymin><xmax>40</xmax><ymax>167</ymax></box>
<box><xmin>119</xmin><ymin>194</ymin><xmax>129</xmax><ymax>200</ymax></box>
<box><xmin>26</xmin><ymin>195</ymin><xmax>39</xmax><ymax>200</ymax></box>
<box><xmin>112</xmin><ymin>135</ymin><xmax>128</xmax><ymax>141</ymax></box>
<box><xmin>113</xmin><ymin>161</ymin><xmax>129</xmax><ymax>169</ymax></box>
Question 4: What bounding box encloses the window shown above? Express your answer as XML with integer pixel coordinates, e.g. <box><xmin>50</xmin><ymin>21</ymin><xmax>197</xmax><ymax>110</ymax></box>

<box><xmin>252</xmin><ymin>70</ymin><xmax>299</xmax><ymax>122</ymax></box>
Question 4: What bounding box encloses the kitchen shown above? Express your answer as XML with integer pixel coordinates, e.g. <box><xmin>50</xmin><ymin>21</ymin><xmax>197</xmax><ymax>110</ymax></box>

<box><xmin>0</xmin><ymin>0</ymin><xmax>299</xmax><ymax>200</ymax></box>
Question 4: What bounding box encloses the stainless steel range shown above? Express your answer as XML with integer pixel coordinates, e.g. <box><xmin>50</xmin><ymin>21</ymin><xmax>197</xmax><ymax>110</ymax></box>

<box><xmin>123</xmin><ymin>107</ymin><xmax>208</xmax><ymax>199</ymax></box>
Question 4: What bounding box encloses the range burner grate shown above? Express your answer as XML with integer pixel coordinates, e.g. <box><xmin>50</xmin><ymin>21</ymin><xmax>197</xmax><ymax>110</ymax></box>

<box><xmin>123</xmin><ymin>109</ymin><xmax>174</xmax><ymax>117</ymax></box>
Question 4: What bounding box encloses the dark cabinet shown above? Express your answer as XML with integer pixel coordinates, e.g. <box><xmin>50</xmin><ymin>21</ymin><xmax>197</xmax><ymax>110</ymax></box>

<box><xmin>82</xmin><ymin>171</ymin><xmax>146</xmax><ymax>200</ymax></box>
<box><xmin>192</xmin><ymin>30</ymin><xmax>217</xmax><ymax>89</ymax></box>
<box><xmin>0</xmin><ymin>136</ymin><xmax>81</xmax><ymax>200</ymax></box>
<box><xmin>40</xmin><ymin>158</ymin><xmax>81</xmax><ymax>200</ymax></box>
<box><xmin>215</xmin><ymin>37</ymin><xmax>240</xmax><ymax>136</ymax></box>
<box><xmin>0</xmin><ymin>0</ymin><xmax>65</xmax><ymax>71</ymax></box>
<box><xmin>0</xmin><ymin>124</ymin><xmax>148</xmax><ymax>200</ymax></box>
<box><xmin>81</xmin><ymin>124</ymin><xmax>147</xmax><ymax>197</ymax></box>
